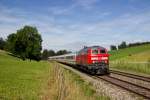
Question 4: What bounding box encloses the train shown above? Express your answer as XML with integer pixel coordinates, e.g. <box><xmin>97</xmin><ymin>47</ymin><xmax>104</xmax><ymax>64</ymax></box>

<box><xmin>49</xmin><ymin>46</ymin><xmax>110</xmax><ymax>75</ymax></box>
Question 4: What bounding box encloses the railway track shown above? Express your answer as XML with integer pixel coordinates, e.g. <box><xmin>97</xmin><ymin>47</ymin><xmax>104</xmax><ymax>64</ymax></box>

<box><xmin>95</xmin><ymin>70</ymin><xmax>150</xmax><ymax>99</ymax></box>
<box><xmin>110</xmin><ymin>70</ymin><xmax>150</xmax><ymax>82</ymax></box>
<box><xmin>93</xmin><ymin>75</ymin><xmax>150</xmax><ymax>99</ymax></box>
<box><xmin>59</xmin><ymin>62</ymin><xmax>150</xmax><ymax>99</ymax></box>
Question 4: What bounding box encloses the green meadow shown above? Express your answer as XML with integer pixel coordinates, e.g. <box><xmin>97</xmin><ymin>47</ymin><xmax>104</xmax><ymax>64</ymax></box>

<box><xmin>0</xmin><ymin>50</ymin><xmax>108</xmax><ymax>100</ymax></box>
<box><xmin>109</xmin><ymin>44</ymin><xmax>150</xmax><ymax>75</ymax></box>
<box><xmin>109</xmin><ymin>44</ymin><xmax>150</xmax><ymax>61</ymax></box>
<box><xmin>0</xmin><ymin>50</ymin><xmax>50</xmax><ymax>99</ymax></box>
<box><xmin>0</xmin><ymin>44</ymin><xmax>150</xmax><ymax>99</ymax></box>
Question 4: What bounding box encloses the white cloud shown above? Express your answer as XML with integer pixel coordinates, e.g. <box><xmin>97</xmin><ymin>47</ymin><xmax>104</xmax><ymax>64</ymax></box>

<box><xmin>0</xmin><ymin>5</ymin><xmax>150</xmax><ymax>51</ymax></box>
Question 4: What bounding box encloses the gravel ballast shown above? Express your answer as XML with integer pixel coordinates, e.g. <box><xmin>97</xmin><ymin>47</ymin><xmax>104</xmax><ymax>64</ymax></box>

<box><xmin>110</xmin><ymin>73</ymin><xmax>150</xmax><ymax>89</ymax></box>
<box><xmin>58</xmin><ymin>63</ymin><xmax>145</xmax><ymax>100</ymax></box>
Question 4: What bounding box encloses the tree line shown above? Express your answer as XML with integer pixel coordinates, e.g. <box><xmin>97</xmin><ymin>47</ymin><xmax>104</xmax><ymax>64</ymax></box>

<box><xmin>0</xmin><ymin>25</ymin><xmax>71</xmax><ymax>61</ymax></box>
<box><xmin>110</xmin><ymin>41</ymin><xmax>150</xmax><ymax>51</ymax></box>
<box><xmin>1</xmin><ymin>26</ymin><xmax>149</xmax><ymax>60</ymax></box>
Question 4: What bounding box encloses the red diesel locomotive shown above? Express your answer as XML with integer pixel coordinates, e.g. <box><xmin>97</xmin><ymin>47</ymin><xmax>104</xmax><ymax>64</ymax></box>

<box><xmin>49</xmin><ymin>46</ymin><xmax>109</xmax><ymax>75</ymax></box>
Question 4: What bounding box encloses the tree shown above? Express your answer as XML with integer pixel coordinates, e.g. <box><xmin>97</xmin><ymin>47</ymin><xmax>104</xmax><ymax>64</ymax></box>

<box><xmin>128</xmin><ymin>41</ymin><xmax>150</xmax><ymax>47</ymax></box>
<box><xmin>48</xmin><ymin>50</ymin><xmax>55</xmax><ymax>56</ymax></box>
<box><xmin>0</xmin><ymin>37</ymin><xmax>6</xmax><ymax>50</ymax></box>
<box><xmin>118</xmin><ymin>41</ymin><xmax>127</xmax><ymax>49</ymax></box>
<box><xmin>5</xmin><ymin>33</ymin><xmax>16</xmax><ymax>53</ymax></box>
<box><xmin>56</xmin><ymin>50</ymin><xmax>71</xmax><ymax>55</ymax></box>
<box><xmin>14</xmin><ymin>25</ymin><xmax>42</xmax><ymax>61</ymax></box>
<box><xmin>110</xmin><ymin>45</ymin><xmax>117</xmax><ymax>51</ymax></box>
<box><xmin>42</xmin><ymin>49</ymin><xmax>56</xmax><ymax>60</ymax></box>
<box><xmin>42</xmin><ymin>49</ymin><xmax>49</xmax><ymax>60</ymax></box>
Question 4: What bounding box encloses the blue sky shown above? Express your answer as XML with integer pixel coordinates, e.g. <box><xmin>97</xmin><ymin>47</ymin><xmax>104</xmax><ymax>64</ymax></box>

<box><xmin>0</xmin><ymin>0</ymin><xmax>150</xmax><ymax>51</ymax></box>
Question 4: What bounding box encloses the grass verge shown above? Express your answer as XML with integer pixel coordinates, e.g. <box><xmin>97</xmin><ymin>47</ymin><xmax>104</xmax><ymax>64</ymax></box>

<box><xmin>41</xmin><ymin>62</ymin><xmax>109</xmax><ymax>100</ymax></box>
<box><xmin>110</xmin><ymin>61</ymin><xmax>150</xmax><ymax>75</ymax></box>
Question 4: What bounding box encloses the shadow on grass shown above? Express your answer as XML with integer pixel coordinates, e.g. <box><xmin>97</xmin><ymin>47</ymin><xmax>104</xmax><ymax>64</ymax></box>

<box><xmin>7</xmin><ymin>53</ymin><xmax>22</xmax><ymax>59</ymax></box>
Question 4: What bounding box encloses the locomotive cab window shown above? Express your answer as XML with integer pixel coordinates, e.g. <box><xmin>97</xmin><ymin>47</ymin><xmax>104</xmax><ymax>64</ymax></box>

<box><xmin>92</xmin><ymin>48</ymin><xmax>99</xmax><ymax>54</ymax></box>
<box><xmin>100</xmin><ymin>49</ymin><xmax>106</xmax><ymax>54</ymax></box>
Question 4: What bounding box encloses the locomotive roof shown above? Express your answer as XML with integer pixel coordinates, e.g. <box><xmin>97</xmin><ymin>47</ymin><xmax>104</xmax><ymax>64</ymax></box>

<box><xmin>84</xmin><ymin>46</ymin><xmax>106</xmax><ymax>49</ymax></box>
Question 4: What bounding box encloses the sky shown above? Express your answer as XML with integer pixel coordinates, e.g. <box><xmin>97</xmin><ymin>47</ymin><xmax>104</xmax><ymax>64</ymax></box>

<box><xmin>0</xmin><ymin>0</ymin><xmax>150</xmax><ymax>51</ymax></box>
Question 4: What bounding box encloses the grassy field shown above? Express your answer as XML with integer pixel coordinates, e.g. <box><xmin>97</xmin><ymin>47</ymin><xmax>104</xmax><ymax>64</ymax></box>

<box><xmin>109</xmin><ymin>44</ymin><xmax>150</xmax><ymax>61</ymax></box>
<box><xmin>0</xmin><ymin>50</ymin><xmax>50</xmax><ymax>99</ymax></box>
<box><xmin>121</xmin><ymin>50</ymin><xmax>150</xmax><ymax>62</ymax></box>
<box><xmin>109</xmin><ymin>44</ymin><xmax>150</xmax><ymax>75</ymax></box>
<box><xmin>0</xmin><ymin>50</ymin><xmax>109</xmax><ymax>100</ymax></box>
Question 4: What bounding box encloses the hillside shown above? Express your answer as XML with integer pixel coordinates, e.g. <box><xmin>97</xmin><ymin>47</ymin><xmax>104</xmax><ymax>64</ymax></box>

<box><xmin>109</xmin><ymin>44</ymin><xmax>150</xmax><ymax>75</ymax></box>
<box><xmin>0</xmin><ymin>50</ymin><xmax>108</xmax><ymax>100</ymax></box>
<box><xmin>109</xmin><ymin>44</ymin><xmax>150</xmax><ymax>61</ymax></box>
<box><xmin>0</xmin><ymin>50</ymin><xmax>50</xmax><ymax>99</ymax></box>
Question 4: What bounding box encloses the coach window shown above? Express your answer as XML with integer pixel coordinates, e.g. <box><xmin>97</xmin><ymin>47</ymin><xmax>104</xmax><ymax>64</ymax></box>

<box><xmin>70</xmin><ymin>56</ymin><xmax>73</xmax><ymax>59</ymax></box>
<box><xmin>66</xmin><ymin>56</ymin><xmax>69</xmax><ymax>59</ymax></box>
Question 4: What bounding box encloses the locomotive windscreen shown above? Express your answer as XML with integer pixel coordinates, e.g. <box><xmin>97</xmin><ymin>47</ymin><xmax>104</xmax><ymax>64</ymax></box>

<box><xmin>92</xmin><ymin>48</ymin><xmax>99</xmax><ymax>54</ymax></box>
<box><xmin>100</xmin><ymin>49</ymin><xmax>106</xmax><ymax>54</ymax></box>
